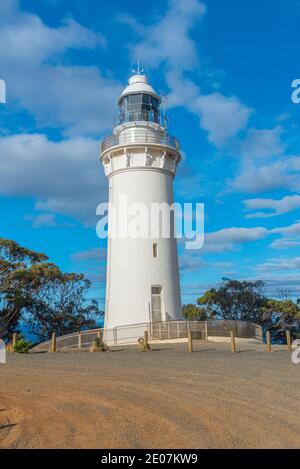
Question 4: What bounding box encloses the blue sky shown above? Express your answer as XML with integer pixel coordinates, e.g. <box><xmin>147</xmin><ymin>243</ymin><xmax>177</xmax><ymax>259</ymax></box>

<box><xmin>1</xmin><ymin>0</ymin><xmax>300</xmax><ymax>308</ymax></box>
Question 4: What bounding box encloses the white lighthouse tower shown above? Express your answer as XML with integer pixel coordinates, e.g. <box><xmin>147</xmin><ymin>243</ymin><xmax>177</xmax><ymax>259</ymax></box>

<box><xmin>100</xmin><ymin>73</ymin><xmax>182</xmax><ymax>330</ymax></box>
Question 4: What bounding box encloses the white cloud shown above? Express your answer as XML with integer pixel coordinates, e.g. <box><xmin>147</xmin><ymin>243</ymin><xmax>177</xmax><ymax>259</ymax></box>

<box><xmin>179</xmin><ymin>220</ymin><xmax>300</xmax><ymax>258</ymax></box>
<box><xmin>0</xmin><ymin>4</ymin><xmax>105</xmax><ymax>65</ymax></box>
<box><xmin>0</xmin><ymin>0</ymin><xmax>121</xmax><ymax>136</ymax></box>
<box><xmin>187</xmin><ymin>220</ymin><xmax>300</xmax><ymax>255</ymax></box>
<box><xmin>270</xmin><ymin>222</ymin><xmax>300</xmax><ymax>250</ymax></box>
<box><xmin>0</xmin><ymin>133</ymin><xmax>107</xmax><ymax>224</ymax></box>
<box><xmin>272</xmin><ymin>222</ymin><xmax>300</xmax><ymax>237</ymax></box>
<box><xmin>271</xmin><ymin>238</ymin><xmax>300</xmax><ymax>249</ymax></box>
<box><xmin>257</xmin><ymin>257</ymin><xmax>300</xmax><ymax>273</ymax></box>
<box><xmin>119</xmin><ymin>0</ymin><xmax>251</xmax><ymax>148</ymax></box>
<box><xmin>71</xmin><ymin>247</ymin><xmax>106</xmax><ymax>262</ymax></box>
<box><xmin>166</xmin><ymin>70</ymin><xmax>200</xmax><ymax>107</ymax></box>
<box><xmin>231</xmin><ymin>160</ymin><xmax>292</xmax><ymax>193</ymax></box>
<box><xmin>179</xmin><ymin>252</ymin><xmax>235</xmax><ymax>275</ymax></box>
<box><xmin>25</xmin><ymin>212</ymin><xmax>73</xmax><ymax>228</ymax></box>
<box><xmin>203</xmin><ymin>227</ymin><xmax>268</xmax><ymax>253</ymax></box>
<box><xmin>206</xmin><ymin>226</ymin><xmax>269</xmax><ymax>251</ymax></box>
<box><xmin>248</xmin><ymin>273</ymin><xmax>300</xmax><ymax>297</ymax></box>
<box><xmin>118</xmin><ymin>0</ymin><xmax>206</xmax><ymax>72</ymax></box>
<box><xmin>243</xmin><ymin>195</ymin><xmax>300</xmax><ymax>219</ymax></box>
<box><xmin>288</xmin><ymin>156</ymin><xmax>300</xmax><ymax>171</ymax></box>
<box><xmin>179</xmin><ymin>253</ymin><xmax>207</xmax><ymax>272</ymax></box>
<box><xmin>192</xmin><ymin>93</ymin><xmax>252</xmax><ymax>147</ymax></box>
<box><xmin>230</xmin><ymin>128</ymin><xmax>300</xmax><ymax>194</ymax></box>
<box><xmin>240</xmin><ymin>126</ymin><xmax>285</xmax><ymax>160</ymax></box>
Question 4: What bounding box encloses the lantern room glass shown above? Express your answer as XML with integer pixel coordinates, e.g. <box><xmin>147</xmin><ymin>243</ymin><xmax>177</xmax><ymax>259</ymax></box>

<box><xmin>119</xmin><ymin>93</ymin><xmax>160</xmax><ymax>125</ymax></box>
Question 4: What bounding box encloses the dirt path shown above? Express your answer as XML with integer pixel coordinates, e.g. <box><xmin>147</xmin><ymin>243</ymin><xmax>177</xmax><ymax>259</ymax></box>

<box><xmin>1</xmin><ymin>343</ymin><xmax>299</xmax><ymax>448</ymax></box>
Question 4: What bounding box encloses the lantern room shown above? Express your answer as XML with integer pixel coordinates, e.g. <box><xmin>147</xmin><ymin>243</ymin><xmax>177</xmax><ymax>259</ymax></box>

<box><xmin>118</xmin><ymin>74</ymin><xmax>162</xmax><ymax>126</ymax></box>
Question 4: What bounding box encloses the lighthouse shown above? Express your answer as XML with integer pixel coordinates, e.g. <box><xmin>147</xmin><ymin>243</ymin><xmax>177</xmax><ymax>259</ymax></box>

<box><xmin>100</xmin><ymin>73</ymin><xmax>182</xmax><ymax>330</ymax></box>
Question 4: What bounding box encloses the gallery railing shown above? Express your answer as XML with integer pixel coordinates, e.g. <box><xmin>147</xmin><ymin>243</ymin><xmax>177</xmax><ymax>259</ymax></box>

<box><xmin>101</xmin><ymin>131</ymin><xmax>180</xmax><ymax>153</ymax></box>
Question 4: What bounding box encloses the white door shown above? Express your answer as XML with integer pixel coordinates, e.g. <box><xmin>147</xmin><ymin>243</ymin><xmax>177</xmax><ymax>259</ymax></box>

<box><xmin>151</xmin><ymin>286</ymin><xmax>163</xmax><ymax>322</ymax></box>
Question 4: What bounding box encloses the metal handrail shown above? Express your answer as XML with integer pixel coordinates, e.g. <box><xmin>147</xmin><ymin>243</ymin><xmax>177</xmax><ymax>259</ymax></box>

<box><xmin>31</xmin><ymin>320</ymin><xmax>263</xmax><ymax>353</ymax></box>
<box><xmin>101</xmin><ymin>131</ymin><xmax>180</xmax><ymax>153</ymax></box>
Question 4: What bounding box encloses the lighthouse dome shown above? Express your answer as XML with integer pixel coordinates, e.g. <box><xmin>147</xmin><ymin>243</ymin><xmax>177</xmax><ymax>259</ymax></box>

<box><xmin>118</xmin><ymin>74</ymin><xmax>161</xmax><ymax>103</ymax></box>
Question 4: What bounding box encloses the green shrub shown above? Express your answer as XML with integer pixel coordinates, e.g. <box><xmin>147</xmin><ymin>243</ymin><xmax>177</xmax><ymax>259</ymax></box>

<box><xmin>90</xmin><ymin>336</ymin><xmax>109</xmax><ymax>352</ymax></box>
<box><xmin>13</xmin><ymin>335</ymin><xmax>32</xmax><ymax>353</ymax></box>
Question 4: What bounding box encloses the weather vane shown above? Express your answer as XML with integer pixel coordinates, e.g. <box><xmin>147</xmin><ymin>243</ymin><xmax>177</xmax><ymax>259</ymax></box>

<box><xmin>132</xmin><ymin>59</ymin><xmax>144</xmax><ymax>75</ymax></box>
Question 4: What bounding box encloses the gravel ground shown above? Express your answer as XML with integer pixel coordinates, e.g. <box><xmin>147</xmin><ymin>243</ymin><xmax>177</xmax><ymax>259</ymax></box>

<box><xmin>0</xmin><ymin>341</ymin><xmax>299</xmax><ymax>449</ymax></box>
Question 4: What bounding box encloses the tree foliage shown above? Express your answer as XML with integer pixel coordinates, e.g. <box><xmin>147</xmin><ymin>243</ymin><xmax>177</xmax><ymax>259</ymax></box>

<box><xmin>26</xmin><ymin>273</ymin><xmax>103</xmax><ymax>341</ymax></box>
<box><xmin>13</xmin><ymin>334</ymin><xmax>32</xmax><ymax>353</ymax></box>
<box><xmin>0</xmin><ymin>238</ymin><xmax>103</xmax><ymax>342</ymax></box>
<box><xmin>261</xmin><ymin>299</ymin><xmax>300</xmax><ymax>341</ymax></box>
<box><xmin>194</xmin><ymin>278</ymin><xmax>300</xmax><ymax>342</ymax></box>
<box><xmin>182</xmin><ymin>304</ymin><xmax>208</xmax><ymax>321</ymax></box>
<box><xmin>197</xmin><ymin>279</ymin><xmax>266</xmax><ymax>324</ymax></box>
<box><xmin>0</xmin><ymin>238</ymin><xmax>50</xmax><ymax>340</ymax></box>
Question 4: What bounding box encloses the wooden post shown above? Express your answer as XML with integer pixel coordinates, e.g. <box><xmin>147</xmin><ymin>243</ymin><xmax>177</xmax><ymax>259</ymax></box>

<box><xmin>113</xmin><ymin>327</ymin><xmax>117</xmax><ymax>345</ymax></box>
<box><xmin>97</xmin><ymin>330</ymin><xmax>101</xmax><ymax>339</ymax></box>
<box><xmin>12</xmin><ymin>332</ymin><xmax>17</xmax><ymax>350</ymax></box>
<box><xmin>144</xmin><ymin>330</ymin><xmax>150</xmax><ymax>351</ymax></box>
<box><xmin>188</xmin><ymin>330</ymin><xmax>193</xmax><ymax>353</ymax></box>
<box><xmin>230</xmin><ymin>331</ymin><xmax>236</xmax><ymax>353</ymax></box>
<box><xmin>286</xmin><ymin>330</ymin><xmax>292</xmax><ymax>353</ymax></box>
<box><xmin>186</xmin><ymin>321</ymin><xmax>190</xmax><ymax>343</ymax></box>
<box><xmin>51</xmin><ymin>332</ymin><xmax>56</xmax><ymax>353</ymax></box>
<box><xmin>78</xmin><ymin>331</ymin><xmax>82</xmax><ymax>349</ymax></box>
<box><xmin>266</xmin><ymin>331</ymin><xmax>271</xmax><ymax>352</ymax></box>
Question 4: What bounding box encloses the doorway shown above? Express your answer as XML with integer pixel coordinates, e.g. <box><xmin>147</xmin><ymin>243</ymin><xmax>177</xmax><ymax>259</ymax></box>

<box><xmin>151</xmin><ymin>286</ymin><xmax>163</xmax><ymax>322</ymax></box>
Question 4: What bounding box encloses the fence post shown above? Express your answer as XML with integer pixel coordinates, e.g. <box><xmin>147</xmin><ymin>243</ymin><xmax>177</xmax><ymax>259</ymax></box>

<box><xmin>286</xmin><ymin>330</ymin><xmax>292</xmax><ymax>353</ymax></box>
<box><xmin>188</xmin><ymin>330</ymin><xmax>193</xmax><ymax>353</ymax></box>
<box><xmin>266</xmin><ymin>331</ymin><xmax>271</xmax><ymax>352</ymax></box>
<box><xmin>78</xmin><ymin>331</ymin><xmax>82</xmax><ymax>349</ymax></box>
<box><xmin>230</xmin><ymin>331</ymin><xmax>236</xmax><ymax>353</ymax></box>
<box><xmin>205</xmin><ymin>321</ymin><xmax>208</xmax><ymax>341</ymax></box>
<box><xmin>113</xmin><ymin>327</ymin><xmax>117</xmax><ymax>345</ymax></box>
<box><xmin>51</xmin><ymin>332</ymin><xmax>56</xmax><ymax>353</ymax></box>
<box><xmin>97</xmin><ymin>330</ymin><xmax>101</xmax><ymax>339</ymax></box>
<box><xmin>144</xmin><ymin>330</ymin><xmax>150</xmax><ymax>351</ymax></box>
<box><xmin>12</xmin><ymin>332</ymin><xmax>17</xmax><ymax>350</ymax></box>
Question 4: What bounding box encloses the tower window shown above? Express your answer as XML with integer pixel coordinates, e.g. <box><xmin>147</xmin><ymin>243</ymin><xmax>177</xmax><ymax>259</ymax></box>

<box><xmin>153</xmin><ymin>243</ymin><xmax>158</xmax><ymax>258</ymax></box>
